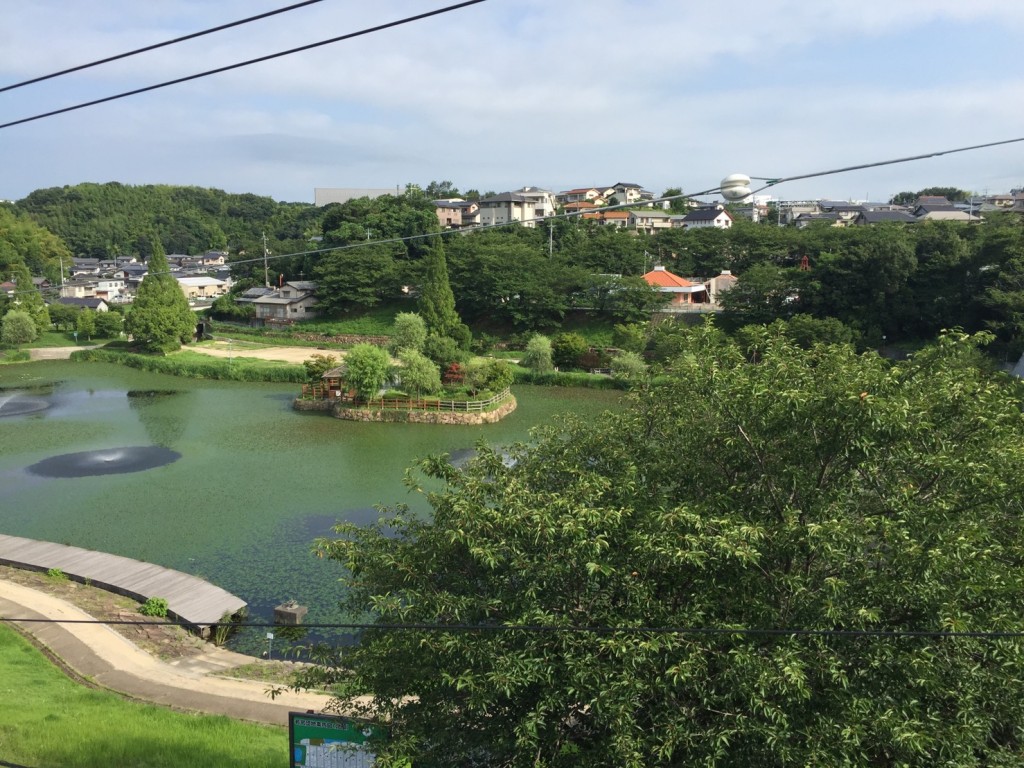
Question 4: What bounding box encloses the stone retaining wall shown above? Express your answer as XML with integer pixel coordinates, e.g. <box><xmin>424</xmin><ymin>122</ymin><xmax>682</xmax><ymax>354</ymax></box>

<box><xmin>292</xmin><ymin>398</ymin><xmax>333</xmax><ymax>412</ymax></box>
<box><xmin>332</xmin><ymin>396</ymin><xmax>517</xmax><ymax>424</ymax></box>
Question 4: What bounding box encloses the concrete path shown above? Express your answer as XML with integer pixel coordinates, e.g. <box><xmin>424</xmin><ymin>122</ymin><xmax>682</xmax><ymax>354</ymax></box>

<box><xmin>0</xmin><ymin>579</ymin><xmax>332</xmax><ymax>726</ymax></box>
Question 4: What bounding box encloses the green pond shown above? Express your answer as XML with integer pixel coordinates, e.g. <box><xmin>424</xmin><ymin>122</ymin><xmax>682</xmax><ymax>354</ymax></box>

<box><xmin>0</xmin><ymin>361</ymin><xmax>621</xmax><ymax>652</ymax></box>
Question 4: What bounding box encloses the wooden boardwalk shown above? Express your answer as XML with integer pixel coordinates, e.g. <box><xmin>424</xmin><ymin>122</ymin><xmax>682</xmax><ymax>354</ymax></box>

<box><xmin>0</xmin><ymin>534</ymin><xmax>246</xmax><ymax>635</ymax></box>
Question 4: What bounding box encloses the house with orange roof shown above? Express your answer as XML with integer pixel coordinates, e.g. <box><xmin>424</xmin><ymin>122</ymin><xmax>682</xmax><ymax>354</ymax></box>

<box><xmin>642</xmin><ymin>266</ymin><xmax>709</xmax><ymax>308</ymax></box>
<box><xmin>582</xmin><ymin>210</ymin><xmax>630</xmax><ymax>228</ymax></box>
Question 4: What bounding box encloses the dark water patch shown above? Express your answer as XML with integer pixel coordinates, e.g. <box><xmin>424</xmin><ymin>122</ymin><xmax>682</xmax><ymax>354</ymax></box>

<box><xmin>126</xmin><ymin>389</ymin><xmax>179</xmax><ymax>399</ymax></box>
<box><xmin>27</xmin><ymin>445</ymin><xmax>182</xmax><ymax>478</ymax></box>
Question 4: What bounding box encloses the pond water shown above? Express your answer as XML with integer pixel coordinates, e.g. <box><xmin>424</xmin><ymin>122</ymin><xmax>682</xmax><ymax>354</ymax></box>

<box><xmin>0</xmin><ymin>361</ymin><xmax>621</xmax><ymax>652</ymax></box>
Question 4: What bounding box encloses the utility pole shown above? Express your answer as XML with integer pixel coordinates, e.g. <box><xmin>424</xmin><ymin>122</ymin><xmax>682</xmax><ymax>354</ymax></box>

<box><xmin>262</xmin><ymin>232</ymin><xmax>270</xmax><ymax>288</ymax></box>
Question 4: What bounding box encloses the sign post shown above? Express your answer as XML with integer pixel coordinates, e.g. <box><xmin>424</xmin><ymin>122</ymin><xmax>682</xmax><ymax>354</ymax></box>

<box><xmin>288</xmin><ymin>712</ymin><xmax>387</xmax><ymax>767</ymax></box>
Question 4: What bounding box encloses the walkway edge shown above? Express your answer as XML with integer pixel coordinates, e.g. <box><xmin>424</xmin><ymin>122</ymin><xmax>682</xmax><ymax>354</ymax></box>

<box><xmin>0</xmin><ymin>579</ymin><xmax>332</xmax><ymax>726</ymax></box>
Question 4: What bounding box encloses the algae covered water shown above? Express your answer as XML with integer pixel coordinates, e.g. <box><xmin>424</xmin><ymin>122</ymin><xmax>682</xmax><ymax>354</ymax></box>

<box><xmin>0</xmin><ymin>361</ymin><xmax>621</xmax><ymax>652</ymax></box>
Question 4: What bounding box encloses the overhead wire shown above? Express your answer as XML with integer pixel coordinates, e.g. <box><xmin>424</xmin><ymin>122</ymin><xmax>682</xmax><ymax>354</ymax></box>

<box><xmin>0</xmin><ymin>0</ymin><xmax>488</xmax><ymax>131</ymax></box>
<box><xmin>0</xmin><ymin>0</ymin><xmax>326</xmax><ymax>94</ymax></box>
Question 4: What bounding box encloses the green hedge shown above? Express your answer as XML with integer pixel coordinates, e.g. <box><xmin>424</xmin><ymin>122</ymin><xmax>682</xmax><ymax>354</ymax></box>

<box><xmin>71</xmin><ymin>348</ymin><xmax>306</xmax><ymax>382</ymax></box>
<box><xmin>512</xmin><ymin>367</ymin><xmax>626</xmax><ymax>390</ymax></box>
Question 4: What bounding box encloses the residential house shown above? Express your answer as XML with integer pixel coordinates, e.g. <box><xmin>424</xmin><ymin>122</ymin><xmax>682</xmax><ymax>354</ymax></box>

<box><xmin>705</xmin><ymin>270</ymin><xmax>738</xmax><ymax>304</ymax></box>
<box><xmin>434</xmin><ymin>199</ymin><xmax>479</xmax><ymax>229</ymax></box>
<box><xmin>235</xmin><ymin>286</ymin><xmax>277</xmax><ymax>304</ymax></box>
<box><xmin>478</xmin><ymin>193</ymin><xmax>530</xmax><ymax>226</ymax></box>
<box><xmin>582</xmin><ymin>210</ymin><xmax>630</xmax><ymax>228</ymax></box>
<box><xmin>54</xmin><ymin>296</ymin><xmax>109</xmax><ymax>312</ymax></box>
<box><xmin>679</xmin><ymin>207</ymin><xmax>734</xmax><ymax>229</ymax></box>
<box><xmin>59</xmin><ymin>281</ymin><xmax>98</xmax><ymax>299</ymax></box>
<box><xmin>628</xmin><ymin>209</ymin><xmax>674</xmax><ymax>235</ymax></box>
<box><xmin>642</xmin><ymin>266</ymin><xmax>709</xmax><ymax>309</ymax></box>
<box><xmin>563</xmin><ymin>201</ymin><xmax>598</xmax><ymax>214</ymax></box>
<box><xmin>176</xmin><ymin>276</ymin><xmax>228</xmax><ymax>300</ymax></box>
<box><xmin>608</xmin><ymin>182</ymin><xmax>647</xmax><ymax>205</ymax></box>
<box><xmin>794</xmin><ymin>212</ymin><xmax>841</xmax><ymax>229</ymax></box>
<box><xmin>252</xmin><ymin>281</ymin><xmax>319</xmax><ymax>326</ymax></box>
<box><xmin>852</xmin><ymin>210</ymin><xmax>918</xmax><ymax>225</ymax></box>
<box><xmin>513</xmin><ymin>187</ymin><xmax>558</xmax><ymax>221</ymax></box>
<box><xmin>70</xmin><ymin>258</ymin><xmax>101</xmax><ymax>277</ymax></box>
<box><xmin>555</xmin><ymin>188</ymin><xmax>604</xmax><ymax>206</ymax></box>
<box><xmin>917</xmin><ymin>210</ymin><xmax>982</xmax><ymax>223</ymax></box>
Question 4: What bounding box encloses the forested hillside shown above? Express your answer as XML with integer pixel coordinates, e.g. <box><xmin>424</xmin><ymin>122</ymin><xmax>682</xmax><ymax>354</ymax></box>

<box><xmin>0</xmin><ymin>204</ymin><xmax>71</xmax><ymax>284</ymax></box>
<box><xmin>15</xmin><ymin>183</ymin><xmax>320</xmax><ymax>263</ymax></box>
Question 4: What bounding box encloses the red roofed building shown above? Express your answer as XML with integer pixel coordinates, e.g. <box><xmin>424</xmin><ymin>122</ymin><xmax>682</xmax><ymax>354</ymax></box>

<box><xmin>582</xmin><ymin>210</ymin><xmax>630</xmax><ymax>228</ymax></box>
<box><xmin>642</xmin><ymin>266</ymin><xmax>709</xmax><ymax>307</ymax></box>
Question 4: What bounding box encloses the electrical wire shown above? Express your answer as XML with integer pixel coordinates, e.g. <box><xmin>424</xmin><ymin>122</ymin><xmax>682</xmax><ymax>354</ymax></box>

<box><xmin>0</xmin><ymin>0</ymin><xmax>325</xmax><ymax>94</ymax></box>
<box><xmin>0</xmin><ymin>0</ymin><xmax>488</xmax><ymax>131</ymax></box>
<box><xmin>3</xmin><ymin>616</ymin><xmax>1024</xmax><ymax>640</ymax></box>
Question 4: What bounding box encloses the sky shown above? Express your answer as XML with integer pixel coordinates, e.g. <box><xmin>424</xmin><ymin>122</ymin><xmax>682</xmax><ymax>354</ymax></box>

<box><xmin>1</xmin><ymin>0</ymin><xmax>1022</xmax><ymax>205</ymax></box>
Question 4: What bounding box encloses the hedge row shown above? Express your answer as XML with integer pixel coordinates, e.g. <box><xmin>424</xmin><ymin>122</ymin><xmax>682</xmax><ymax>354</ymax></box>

<box><xmin>512</xmin><ymin>367</ymin><xmax>626</xmax><ymax>390</ymax></box>
<box><xmin>71</xmin><ymin>349</ymin><xmax>306</xmax><ymax>383</ymax></box>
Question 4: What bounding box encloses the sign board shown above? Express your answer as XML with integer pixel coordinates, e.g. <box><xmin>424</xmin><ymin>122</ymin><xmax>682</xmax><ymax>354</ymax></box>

<box><xmin>289</xmin><ymin>712</ymin><xmax>386</xmax><ymax>768</ymax></box>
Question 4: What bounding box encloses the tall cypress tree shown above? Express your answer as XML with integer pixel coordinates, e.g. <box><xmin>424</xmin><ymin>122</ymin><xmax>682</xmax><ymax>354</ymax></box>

<box><xmin>125</xmin><ymin>244</ymin><xmax>196</xmax><ymax>352</ymax></box>
<box><xmin>417</xmin><ymin>237</ymin><xmax>464</xmax><ymax>343</ymax></box>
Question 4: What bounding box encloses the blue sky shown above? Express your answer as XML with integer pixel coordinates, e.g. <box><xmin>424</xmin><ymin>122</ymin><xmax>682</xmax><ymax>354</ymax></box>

<box><xmin>1</xmin><ymin>0</ymin><xmax>1022</xmax><ymax>204</ymax></box>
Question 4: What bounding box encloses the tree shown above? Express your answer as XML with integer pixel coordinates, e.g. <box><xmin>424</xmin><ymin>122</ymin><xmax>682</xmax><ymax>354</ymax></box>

<box><xmin>314</xmin><ymin>245</ymin><xmax>398</xmax><ymax>313</ymax></box>
<box><xmin>610</xmin><ymin>349</ymin><xmax>647</xmax><ymax>382</ymax></box>
<box><xmin>8</xmin><ymin>263</ymin><xmax>49</xmax><ymax>334</ymax></box>
<box><xmin>551</xmin><ymin>332</ymin><xmax>589</xmax><ymax>370</ymax></box>
<box><xmin>94</xmin><ymin>311</ymin><xmax>124</xmax><ymax>339</ymax></box>
<box><xmin>342</xmin><ymin>344</ymin><xmax>391</xmax><ymax>401</ymax></box>
<box><xmin>47</xmin><ymin>303</ymin><xmax>77</xmax><ymax>331</ymax></box>
<box><xmin>75</xmin><ymin>308</ymin><xmax>96</xmax><ymax>340</ymax></box>
<box><xmin>388</xmin><ymin>312</ymin><xmax>428</xmax><ymax>355</ymax></box>
<box><xmin>124</xmin><ymin>245</ymin><xmax>196</xmax><ymax>352</ymax></box>
<box><xmin>300</xmin><ymin>328</ymin><xmax>1024</xmax><ymax>767</ymax></box>
<box><xmin>396</xmin><ymin>348</ymin><xmax>442</xmax><ymax>396</ymax></box>
<box><xmin>303</xmin><ymin>353</ymin><xmax>339</xmax><ymax>383</ymax></box>
<box><xmin>417</xmin><ymin>238</ymin><xmax>464</xmax><ymax>342</ymax></box>
<box><xmin>1</xmin><ymin>309</ymin><xmax>37</xmax><ymax>346</ymax></box>
<box><xmin>519</xmin><ymin>334</ymin><xmax>553</xmax><ymax>373</ymax></box>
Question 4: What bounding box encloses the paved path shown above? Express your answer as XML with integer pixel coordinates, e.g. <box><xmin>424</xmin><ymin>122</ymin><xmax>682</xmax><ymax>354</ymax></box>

<box><xmin>0</xmin><ymin>579</ymin><xmax>332</xmax><ymax>726</ymax></box>
<box><xmin>0</xmin><ymin>534</ymin><xmax>246</xmax><ymax>635</ymax></box>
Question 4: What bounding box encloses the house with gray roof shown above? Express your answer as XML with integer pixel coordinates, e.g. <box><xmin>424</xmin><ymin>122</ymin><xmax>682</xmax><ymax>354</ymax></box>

<box><xmin>252</xmin><ymin>281</ymin><xmax>319</xmax><ymax>326</ymax></box>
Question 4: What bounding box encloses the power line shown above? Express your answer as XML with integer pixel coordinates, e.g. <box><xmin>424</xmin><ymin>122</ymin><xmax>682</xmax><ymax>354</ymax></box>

<box><xmin>0</xmin><ymin>0</ymin><xmax>488</xmax><ymax>131</ymax></box>
<box><xmin>0</xmin><ymin>0</ymin><xmax>325</xmax><ymax>94</ymax></box>
<box><xmin>4</xmin><ymin>615</ymin><xmax>1024</xmax><ymax>640</ymax></box>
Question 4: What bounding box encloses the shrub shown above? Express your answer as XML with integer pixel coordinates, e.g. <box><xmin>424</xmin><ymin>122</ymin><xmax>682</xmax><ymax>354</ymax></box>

<box><xmin>46</xmin><ymin>567</ymin><xmax>68</xmax><ymax>582</ymax></box>
<box><xmin>551</xmin><ymin>332</ymin><xmax>589</xmax><ymax>370</ymax></box>
<box><xmin>388</xmin><ymin>312</ymin><xmax>428</xmax><ymax>354</ymax></box>
<box><xmin>1</xmin><ymin>310</ymin><xmax>38</xmax><ymax>346</ymax></box>
<box><xmin>139</xmin><ymin>597</ymin><xmax>169</xmax><ymax>617</ymax></box>
<box><xmin>520</xmin><ymin>334</ymin><xmax>554</xmax><ymax>374</ymax></box>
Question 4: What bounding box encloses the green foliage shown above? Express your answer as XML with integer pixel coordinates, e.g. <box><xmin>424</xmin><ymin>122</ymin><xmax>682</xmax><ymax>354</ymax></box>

<box><xmin>1</xmin><ymin>349</ymin><xmax>30</xmax><ymax>362</ymax></box>
<box><xmin>461</xmin><ymin>358</ymin><xmax>514</xmax><ymax>395</ymax></box>
<box><xmin>93</xmin><ymin>311</ymin><xmax>124</xmax><ymax>339</ymax></box>
<box><xmin>520</xmin><ymin>334</ymin><xmax>554</xmax><ymax>373</ymax></box>
<box><xmin>342</xmin><ymin>343</ymin><xmax>392</xmax><ymax>401</ymax></box>
<box><xmin>139</xmin><ymin>597</ymin><xmax>169</xmax><ymax>617</ymax></box>
<box><xmin>417</xmin><ymin>238</ymin><xmax>464</xmax><ymax>340</ymax></box>
<box><xmin>422</xmin><ymin>334</ymin><xmax>465</xmax><ymax>370</ymax></box>
<box><xmin>124</xmin><ymin>247</ymin><xmax>196</xmax><ymax>352</ymax></box>
<box><xmin>612</xmin><ymin>322</ymin><xmax>649</xmax><ymax>354</ymax></box>
<box><xmin>314</xmin><ymin>245</ymin><xmax>398</xmax><ymax>313</ymax></box>
<box><xmin>73</xmin><ymin>348</ymin><xmax>306</xmax><ymax>382</ymax></box>
<box><xmin>389</xmin><ymin>312</ymin><xmax>428</xmax><ymax>354</ymax></box>
<box><xmin>304</xmin><ymin>327</ymin><xmax>1024</xmax><ymax>766</ymax></box>
<box><xmin>8</xmin><ymin>263</ymin><xmax>49</xmax><ymax>333</ymax></box>
<box><xmin>45</xmin><ymin>568</ymin><xmax>67</xmax><ymax>582</ymax></box>
<box><xmin>551</xmin><ymin>331</ymin><xmax>589</xmax><ymax>370</ymax></box>
<box><xmin>396</xmin><ymin>347</ymin><xmax>442</xmax><ymax>396</ymax></box>
<box><xmin>303</xmin><ymin>353</ymin><xmax>339</xmax><ymax>383</ymax></box>
<box><xmin>47</xmin><ymin>303</ymin><xmax>77</xmax><ymax>331</ymax></box>
<box><xmin>0</xmin><ymin>204</ymin><xmax>71</xmax><ymax>281</ymax></box>
<box><xmin>75</xmin><ymin>308</ymin><xmax>96</xmax><ymax>340</ymax></box>
<box><xmin>1</xmin><ymin>309</ymin><xmax>38</xmax><ymax>346</ymax></box>
<box><xmin>610</xmin><ymin>349</ymin><xmax>648</xmax><ymax>382</ymax></box>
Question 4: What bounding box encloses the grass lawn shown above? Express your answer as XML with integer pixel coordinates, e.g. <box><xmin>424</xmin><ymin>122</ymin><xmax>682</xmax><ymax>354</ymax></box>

<box><xmin>0</xmin><ymin>624</ymin><xmax>286</xmax><ymax>767</ymax></box>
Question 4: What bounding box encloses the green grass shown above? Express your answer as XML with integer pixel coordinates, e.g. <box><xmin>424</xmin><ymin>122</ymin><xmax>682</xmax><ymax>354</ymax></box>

<box><xmin>72</xmin><ymin>348</ymin><xmax>307</xmax><ymax>383</ymax></box>
<box><xmin>0</xmin><ymin>623</ymin><xmax>286</xmax><ymax>767</ymax></box>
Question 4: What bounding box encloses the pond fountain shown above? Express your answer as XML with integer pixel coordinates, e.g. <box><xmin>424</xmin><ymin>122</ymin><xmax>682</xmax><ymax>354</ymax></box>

<box><xmin>26</xmin><ymin>446</ymin><xmax>182</xmax><ymax>478</ymax></box>
<box><xmin>0</xmin><ymin>390</ymin><xmax>50</xmax><ymax>417</ymax></box>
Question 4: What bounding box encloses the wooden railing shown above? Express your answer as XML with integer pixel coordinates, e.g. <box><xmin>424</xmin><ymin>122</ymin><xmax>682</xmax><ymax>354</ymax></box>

<box><xmin>364</xmin><ymin>388</ymin><xmax>512</xmax><ymax>413</ymax></box>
